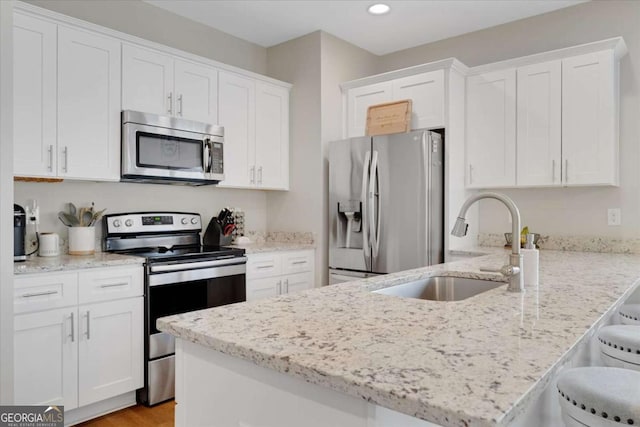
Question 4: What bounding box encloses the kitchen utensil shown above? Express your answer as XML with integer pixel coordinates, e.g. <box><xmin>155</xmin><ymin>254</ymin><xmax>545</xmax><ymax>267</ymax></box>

<box><xmin>68</xmin><ymin>202</ymin><xmax>77</xmax><ymax>217</ymax></box>
<box><xmin>80</xmin><ymin>208</ymin><xmax>93</xmax><ymax>227</ymax></box>
<box><xmin>223</xmin><ymin>223</ymin><xmax>235</xmax><ymax>236</ymax></box>
<box><xmin>58</xmin><ymin>212</ymin><xmax>72</xmax><ymax>227</ymax></box>
<box><xmin>59</xmin><ymin>211</ymin><xmax>79</xmax><ymax>226</ymax></box>
<box><xmin>504</xmin><ymin>232</ymin><xmax>540</xmax><ymax>248</ymax></box>
<box><xmin>88</xmin><ymin>208</ymin><xmax>107</xmax><ymax>227</ymax></box>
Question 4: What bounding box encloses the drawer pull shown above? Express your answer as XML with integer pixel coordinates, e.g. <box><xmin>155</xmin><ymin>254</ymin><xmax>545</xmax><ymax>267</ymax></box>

<box><xmin>100</xmin><ymin>282</ymin><xmax>128</xmax><ymax>289</ymax></box>
<box><xmin>256</xmin><ymin>265</ymin><xmax>274</xmax><ymax>269</ymax></box>
<box><xmin>85</xmin><ymin>311</ymin><xmax>91</xmax><ymax>340</ymax></box>
<box><xmin>291</xmin><ymin>261</ymin><xmax>307</xmax><ymax>265</ymax></box>
<box><xmin>22</xmin><ymin>290</ymin><xmax>58</xmax><ymax>298</ymax></box>
<box><xmin>70</xmin><ymin>312</ymin><xmax>75</xmax><ymax>343</ymax></box>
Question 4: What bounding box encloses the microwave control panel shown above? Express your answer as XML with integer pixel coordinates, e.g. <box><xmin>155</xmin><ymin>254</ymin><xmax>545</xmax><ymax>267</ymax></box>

<box><xmin>210</xmin><ymin>142</ymin><xmax>223</xmax><ymax>174</ymax></box>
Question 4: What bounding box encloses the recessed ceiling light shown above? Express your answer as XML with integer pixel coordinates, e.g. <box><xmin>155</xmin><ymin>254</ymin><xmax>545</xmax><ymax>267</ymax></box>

<box><xmin>368</xmin><ymin>3</ymin><xmax>391</xmax><ymax>15</ymax></box>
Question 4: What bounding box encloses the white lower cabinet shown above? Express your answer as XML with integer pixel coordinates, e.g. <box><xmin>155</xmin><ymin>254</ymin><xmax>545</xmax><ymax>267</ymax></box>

<box><xmin>13</xmin><ymin>266</ymin><xmax>143</xmax><ymax>413</ymax></box>
<box><xmin>246</xmin><ymin>250</ymin><xmax>315</xmax><ymax>301</ymax></box>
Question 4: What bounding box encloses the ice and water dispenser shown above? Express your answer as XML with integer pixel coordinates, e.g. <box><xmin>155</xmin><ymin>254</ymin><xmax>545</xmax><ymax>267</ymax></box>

<box><xmin>336</xmin><ymin>200</ymin><xmax>362</xmax><ymax>249</ymax></box>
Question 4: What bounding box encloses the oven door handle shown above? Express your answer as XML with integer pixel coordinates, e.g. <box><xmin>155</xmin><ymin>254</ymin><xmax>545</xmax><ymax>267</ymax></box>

<box><xmin>149</xmin><ymin>256</ymin><xmax>247</xmax><ymax>273</ymax></box>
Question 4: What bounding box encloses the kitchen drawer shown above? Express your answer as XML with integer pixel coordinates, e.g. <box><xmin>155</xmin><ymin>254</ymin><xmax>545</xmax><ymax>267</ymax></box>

<box><xmin>78</xmin><ymin>266</ymin><xmax>143</xmax><ymax>304</ymax></box>
<box><xmin>282</xmin><ymin>250</ymin><xmax>314</xmax><ymax>275</ymax></box>
<box><xmin>14</xmin><ymin>272</ymin><xmax>78</xmax><ymax>314</ymax></box>
<box><xmin>247</xmin><ymin>253</ymin><xmax>282</xmax><ymax>279</ymax></box>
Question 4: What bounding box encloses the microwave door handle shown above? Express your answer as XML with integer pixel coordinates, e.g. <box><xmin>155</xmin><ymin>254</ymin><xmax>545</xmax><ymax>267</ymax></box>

<box><xmin>203</xmin><ymin>139</ymin><xmax>211</xmax><ymax>173</ymax></box>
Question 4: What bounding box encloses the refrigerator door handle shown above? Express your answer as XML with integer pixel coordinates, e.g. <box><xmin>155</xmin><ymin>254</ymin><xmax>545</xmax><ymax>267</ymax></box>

<box><xmin>369</xmin><ymin>150</ymin><xmax>381</xmax><ymax>259</ymax></box>
<box><xmin>361</xmin><ymin>150</ymin><xmax>371</xmax><ymax>270</ymax></box>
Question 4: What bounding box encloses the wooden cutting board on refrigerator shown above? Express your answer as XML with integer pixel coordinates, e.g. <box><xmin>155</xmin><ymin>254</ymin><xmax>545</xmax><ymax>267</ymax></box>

<box><xmin>365</xmin><ymin>99</ymin><xmax>412</xmax><ymax>136</ymax></box>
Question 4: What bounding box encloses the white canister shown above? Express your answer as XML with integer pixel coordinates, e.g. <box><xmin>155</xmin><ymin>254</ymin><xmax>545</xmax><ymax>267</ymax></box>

<box><xmin>68</xmin><ymin>227</ymin><xmax>95</xmax><ymax>256</ymax></box>
<box><xmin>38</xmin><ymin>232</ymin><xmax>60</xmax><ymax>257</ymax></box>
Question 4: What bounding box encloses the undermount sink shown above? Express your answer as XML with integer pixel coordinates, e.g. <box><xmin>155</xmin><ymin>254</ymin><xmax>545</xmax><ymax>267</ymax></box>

<box><xmin>373</xmin><ymin>276</ymin><xmax>503</xmax><ymax>302</ymax></box>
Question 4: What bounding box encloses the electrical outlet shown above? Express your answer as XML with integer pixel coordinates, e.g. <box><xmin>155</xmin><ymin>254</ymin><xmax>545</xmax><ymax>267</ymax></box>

<box><xmin>607</xmin><ymin>208</ymin><xmax>621</xmax><ymax>226</ymax></box>
<box><xmin>26</xmin><ymin>199</ymin><xmax>39</xmax><ymax>225</ymax></box>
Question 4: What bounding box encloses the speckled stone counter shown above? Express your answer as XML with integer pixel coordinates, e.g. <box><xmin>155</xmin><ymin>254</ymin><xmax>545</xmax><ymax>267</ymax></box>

<box><xmin>231</xmin><ymin>241</ymin><xmax>316</xmax><ymax>254</ymax></box>
<box><xmin>157</xmin><ymin>249</ymin><xmax>640</xmax><ymax>426</ymax></box>
<box><xmin>231</xmin><ymin>230</ymin><xmax>316</xmax><ymax>253</ymax></box>
<box><xmin>14</xmin><ymin>252</ymin><xmax>144</xmax><ymax>275</ymax></box>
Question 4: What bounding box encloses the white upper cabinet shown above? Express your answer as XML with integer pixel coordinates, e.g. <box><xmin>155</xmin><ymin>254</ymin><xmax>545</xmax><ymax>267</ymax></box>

<box><xmin>122</xmin><ymin>45</ymin><xmax>174</xmax><ymax>116</ymax></box>
<box><xmin>392</xmin><ymin>70</ymin><xmax>445</xmax><ymax>130</ymax></box>
<box><xmin>174</xmin><ymin>60</ymin><xmax>218</xmax><ymax>124</ymax></box>
<box><xmin>57</xmin><ymin>26</ymin><xmax>121</xmax><ymax>181</ymax></box>
<box><xmin>255</xmin><ymin>82</ymin><xmax>289</xmax><ymax>189</ymax></box>
<box><xmin>516</xmin><ymin>61</ymin><xmax>562</xmax><ymax>187</ymax></box>
<box><xmin>219</xmin><ymin>72</ymin><xmax>290</xmax><ymax>190</ymax></box>
<box><xmin>345</xmin><ymin>70</ymin><xmax>446</xmax><ymax>138</ymax></box>
<box><xmin>562</xmin><ymin>51</ymin><xmax>617</xmax><ymax>186</ymax></box>
<box><xmin>218</xmin><ymin>71</ymin><xmax>255</xmax><ymax>188</ymax></box>
<box><xmin>346</xmin><ymin>82</ymin><xmax>392</xmax><ymax>137</ymax></box>
<box><xmin>13</xmin><ymin>14</ymin><xmax>57</xmax><ymax>178</ymax></box>
<box><xmin>122</xmin><ymin>45</ymin><xmax>218</xmax><ymax>124</ymax></box>
<box><xmin>466</xmin><ymin>68</ymin><xmax>517</xmax><ymax>188</ymax></box>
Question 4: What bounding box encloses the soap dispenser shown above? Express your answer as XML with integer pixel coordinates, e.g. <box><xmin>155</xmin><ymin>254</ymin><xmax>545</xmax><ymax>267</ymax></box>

<box><xmin>522</xmin><ymin>233</ymin><xmax>539</xmax><ymax>286</ymax></box>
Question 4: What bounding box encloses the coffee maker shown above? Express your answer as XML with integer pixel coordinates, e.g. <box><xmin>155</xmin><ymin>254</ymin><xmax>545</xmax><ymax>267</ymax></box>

<box><xmin>14</xmin><ymin>204</ymin><xmax>26</xmax><ymax>262</ymax></box>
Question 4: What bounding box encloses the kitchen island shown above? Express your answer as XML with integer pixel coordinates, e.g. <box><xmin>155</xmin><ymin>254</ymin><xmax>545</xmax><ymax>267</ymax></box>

<box><xmin>157</xmin><ymin>249</ymin><xmax>640</xmax><ymax>427</ymax></box>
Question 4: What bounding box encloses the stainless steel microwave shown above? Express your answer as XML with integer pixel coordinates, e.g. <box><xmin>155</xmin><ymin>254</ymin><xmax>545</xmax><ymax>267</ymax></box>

<box><xmin>121</xmin><ymin>110</ymin><xmax>224</xmax><ymax>185</ymax></box>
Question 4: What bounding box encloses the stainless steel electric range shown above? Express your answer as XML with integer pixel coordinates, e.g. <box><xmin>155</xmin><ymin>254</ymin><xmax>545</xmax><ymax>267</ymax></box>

<box><xmin>103</xmin><ymin>212</ymin><xmax>246</xmax><ymax>406</ymax></box>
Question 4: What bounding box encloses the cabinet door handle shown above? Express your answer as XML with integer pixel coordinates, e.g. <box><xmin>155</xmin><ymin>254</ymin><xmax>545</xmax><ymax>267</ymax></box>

<box><xmin>276</xmin><ymin>280</ymin><xmax>282</xmax><ymax>295</ymax></box>
<box><xmin>100</xmin><ymin>282</ymin><xmax>128</xmax><ymax>288</ymax></box>
<box><xmin>62</xmin><ymin>146</ymin><xmax>68</xmax><ymax>173</ymax></box>
<box><xmin>22</xmin><ymin>290</ymin><xmax>58</xmax><ymax>298</ymax></box>
<box><xmin>48</xmin><ymin>145</ymin><xmax>53</xmax><ymax>172</ymax></box>
<box><xmin>256</xmin><ymin>265</ymin><xmax>273</xmax><ymax>270</ymax></box>
<box><xmin>178</xmin><ymin>94</ymin><xmax>183</xmax><ymax>116</ymax></box>
<box><xmin>284</xmin><ymin>279</ymin><xmax>289</xmax><ymax>294</ymax></box>
<box><xmin>565</xmin><ymin>159</ymin><xmax>568</xmax><ymax>183</ymax></box>
<box><xmin>257</xmin><ymin>166</ymin><xmax>263</xmax><ymax>185</ymax></box>
<box><xmin>292</xmin><ymin>261</ymin><xmax>306</xmax><ymax>265</ymax></box>
<box><xmin>168</xmin><ymin>92</ymin><xmax>173</xmax><ymax>114</ymax></box>
<box><xmin>250</xmin><ymin>166</ymin><xmax>255</xmax><ymax>184</ymax></box>
<box><xmin>552</xmin><ymin>160</ymin><xmax>556</xmax><ymax>183</ymax></box>
<box><xmin>70</xmin><ymin>312</ymin><xmax>75</xmax><ymax>343</ymax></box>
<box><xmin>469</xmin><ymin>164</ymin><xmax>473</xmax><ymax>185</ymax></box>
<box><xmin>85</xmin><ymin>311</ymin><xmax>91</xmax><ymax>340</ymax></box>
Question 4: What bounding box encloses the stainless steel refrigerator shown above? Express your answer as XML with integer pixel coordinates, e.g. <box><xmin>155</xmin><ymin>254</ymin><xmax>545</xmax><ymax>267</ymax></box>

<box><xmin>328</xmin><ymin>130</ymin><xmax>444</xmax><ymax>284</ymax></box>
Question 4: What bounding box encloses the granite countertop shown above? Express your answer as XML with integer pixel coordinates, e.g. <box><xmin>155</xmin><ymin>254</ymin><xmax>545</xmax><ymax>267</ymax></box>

<box><xmin>231</xmin><ymin>241</ymin><xmax>316</xmax><ymax>254</ymax></box>
<box><xmin>157</xmin><ymin>249</ymin><xmax>640</xmax><ymax>427</ymax></box>
<box><xmin>14</xmin><ymin>252</ymin><xmax>145</xmax><ymax>275</ymax></box>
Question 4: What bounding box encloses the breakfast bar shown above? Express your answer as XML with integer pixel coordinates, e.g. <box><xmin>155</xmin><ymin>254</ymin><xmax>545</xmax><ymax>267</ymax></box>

<box><xmin>158</xmin><ymin>249</ymin><xmax>640</xmax><ymax>427</ymax></box>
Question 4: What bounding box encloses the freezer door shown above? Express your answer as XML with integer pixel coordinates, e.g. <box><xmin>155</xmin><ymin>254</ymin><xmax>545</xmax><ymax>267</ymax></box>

<box><xmin>329</xmin><ymin>137</ymin><xmax>372</xmax><ymax>272</ymax></box>
<box><xmin>371</xmin><ymin>131</ymin><xmax>444</xmax><ymax>274</ymax></box>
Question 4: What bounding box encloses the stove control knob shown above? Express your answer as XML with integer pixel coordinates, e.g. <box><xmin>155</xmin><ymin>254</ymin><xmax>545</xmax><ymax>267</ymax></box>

<box><xmin>181</xmin><ymin>218</ymin><xmax>188</xmax><ymax>225</ymax></box>
<box><xmin>190</xmin><ymin>218</ymin><xmax>198</xmax><ymax>225</ymax></box>
<box><xmin>113</xmin><ymin>219</ymin><xmax>121</xmax><ymax>228</ymax></box>
<box><xmin>125</xmin><ymin>219</ymin><xmax>133</xmax><ymax>227</ymax></box>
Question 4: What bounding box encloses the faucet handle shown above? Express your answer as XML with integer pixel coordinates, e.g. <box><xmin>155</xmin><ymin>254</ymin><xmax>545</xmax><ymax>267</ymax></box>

<box><xmin>500</xmin><ymin>265</ymin><xmax>520</xmax><ymax>276</ymax></box>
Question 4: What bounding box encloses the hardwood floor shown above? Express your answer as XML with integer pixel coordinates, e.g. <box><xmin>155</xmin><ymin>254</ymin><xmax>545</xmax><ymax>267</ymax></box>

<box><xmin>76</xmin><ymin>400</ymin><xmax>174</xmax><ymax>427</ymax></box>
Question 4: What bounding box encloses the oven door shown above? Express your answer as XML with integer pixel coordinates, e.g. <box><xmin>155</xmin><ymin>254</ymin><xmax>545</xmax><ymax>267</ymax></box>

<box><xmin>147</xmin><ymin>259</ymin><xmax>246</xmax><ymax>359</ymax></box>
<box><xmin>122</xmin><ymin>122</ymin><xmax>224</xmax><ymax>183</ymax></box>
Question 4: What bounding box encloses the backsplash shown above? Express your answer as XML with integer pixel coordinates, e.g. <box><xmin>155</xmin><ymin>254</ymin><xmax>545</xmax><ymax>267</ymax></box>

<box><xmin>478</xmin><ymin>233</ymin><xmax>640</xmax><ymax>255</ymax></box>
<box><xmin>244</xmin><ymin>231</ymin><xmax>315</xmax><ymax>244</ymax></box>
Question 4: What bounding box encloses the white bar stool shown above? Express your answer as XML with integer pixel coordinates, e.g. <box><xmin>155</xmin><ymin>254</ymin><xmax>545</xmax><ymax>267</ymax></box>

<box><xmin>619</xmin><ymin>304</ymin><xmax>640</xmax><ymax>325</ymax></box>
<box><xmin>557</xmin><ymin>367</ymin><xmax>640</xmax><ymax>427</ymax></box>
<box><xmin>597</xmin><ymin>325</ymin><xmax>640</xmax><ymax>370</ymax></box>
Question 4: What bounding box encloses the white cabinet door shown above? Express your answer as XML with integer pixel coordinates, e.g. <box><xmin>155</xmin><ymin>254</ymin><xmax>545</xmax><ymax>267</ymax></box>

<box><xmin>122</xmin><ymin>44</ymin><xmax>174</xmax><ymax>116</ymax></box>
<box><xmin>246</xmin><ymin>276</ymin><xmax>281</xmax><ymax>302</ymax></box>
<box><xmin>57</xmin><ymin>27</ymin><xmax>121</xmax><ymax>181</ymax></box>
<box><xmin>13</xmin><ymin>14</ymin><xmax>57</xmax><ymax>178</ymax></box>
<box><xmin>562</xmin><ymin>51</ymin><xmax>617</xmax><ymax>186</ymax></box>
<box><xmin>174</xmin><ymin>59</ymin><xmax>218</xmax><ymax>124</ymax></box>
<box><xmin>392</xmin><ymin>70</ymin><xmax>445</xmax><ymax>130</ymax></box>
<box><xmin>218</xmin><ymin>71</ymin><xmax>255</xmax><ymax>187</ymax></box>
<box><xmin>14</xmin><ymin>308</ymin><xmax>78</xmax><ymax>409</ymax></box>
<box><xmin>255</xmin><ymin>82</ymin><xmax>289</xmax><ymax>189</ymax></box>
<box><xmin>78</xmin><ymin>297</ymin><xmax>143</xmax><ymax>407</ymax></box>
<box><xmin>346</xmin><ymin>82</ymin><xmax>392</xmax><ymax>137</ymax></box>
<box><xmin>283</xmin><ymin>272</ymin><xmax>313</xmax><ymax>295</ymax></box>
<box><xmin>466</xmin><ymin>68</ymin><xmax>516</xmax><ymax>188</ymax></box>
<box><xmin>516</xmin><ymin>61</ymin><xmax>562</xmax><ymax>187</ymax></box>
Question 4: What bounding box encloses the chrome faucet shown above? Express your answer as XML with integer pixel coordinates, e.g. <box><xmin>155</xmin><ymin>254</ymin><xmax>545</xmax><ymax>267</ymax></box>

<box><xmin>451</xmin><ymin>192</ymin><xmax>524</xmax><ymax>292</ymax></box>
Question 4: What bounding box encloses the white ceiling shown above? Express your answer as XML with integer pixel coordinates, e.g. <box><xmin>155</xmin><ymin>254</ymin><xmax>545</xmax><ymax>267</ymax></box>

<box><xmin>144</xmin><ymin>0</ymin><xmax>585</xmax><ymax>55</ymax></box>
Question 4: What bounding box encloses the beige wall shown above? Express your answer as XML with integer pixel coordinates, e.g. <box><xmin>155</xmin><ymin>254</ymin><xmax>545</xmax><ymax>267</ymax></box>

<box><xmin>25</xmin><ymin>0</ymin><xmax>267</xmax><ymax>74</ymax></box>
<box><xmin>378</xmin><ymin>0</ymin><xmax>640</xmax><ymax>239</ymax></box>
